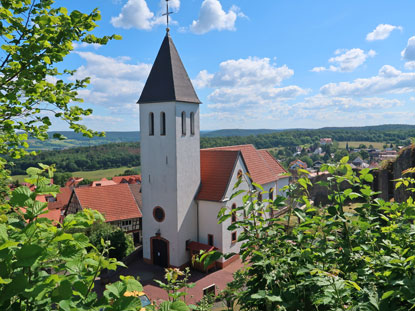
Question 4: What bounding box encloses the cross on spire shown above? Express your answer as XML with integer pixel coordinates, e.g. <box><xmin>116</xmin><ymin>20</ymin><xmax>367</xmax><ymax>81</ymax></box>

<box><xmin>162</xmin><ymin>0</ymin><xmax>174</xmax><ymax>33</ymax></box>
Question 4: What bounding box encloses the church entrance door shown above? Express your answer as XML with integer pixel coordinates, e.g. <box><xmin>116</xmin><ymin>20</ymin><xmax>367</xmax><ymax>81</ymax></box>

<box><xmin>152</xmin><ymin>238</ymin><xmax>168</xmax><ymax>267</ymax></box>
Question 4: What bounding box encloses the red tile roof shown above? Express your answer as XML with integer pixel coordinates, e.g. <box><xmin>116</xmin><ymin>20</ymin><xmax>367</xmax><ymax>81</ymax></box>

<box><xmin>197</xmin><ymin>150</ymin><xmax>239</xmax><ymax>202</ymax></box>
<box><xmin>91</xmin><ymin>178</ymin><xmax>117</xmax><ymax>187</ymax></box>
<box><xmin>48</xmin><ymin>187</ymin><xmax>72</xmax><ymax>210</ymax></box>
<box><xmin>38</xmin><ymin>208</ymin><xmax>62</xmax><ymax>224</ymax></box>
<box><xmin>112</xmin><ymin>175</ymin><xmax>141</xmax><ymax>184</ymax></box>
<box><xmin>65</xmin><ymin>177</ymin><xmax>83</xmax><ymax>188</ymax></box>
<box><xmin>74</xmin><ymin>183</ymin><xmax>142</xmax><ymax>222</ymax></box>
<box><xmin>204</xmin><ymin>144</ymin><xmax>287</xmax><ymax>185</ymax></box>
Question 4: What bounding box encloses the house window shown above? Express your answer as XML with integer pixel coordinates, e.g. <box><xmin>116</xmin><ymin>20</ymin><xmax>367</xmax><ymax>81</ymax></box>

<box><xmin>149</xmin><ymin>112</ymin><xmax>154</xmax><ymax>136</ymax></box>
<box><xmin>231</xmin><ymin>203</ymin><xmax>237</xmax><ymax>223</ymax></box>
<box><xmin>258</xmin><ymin>192</ymin><xmax>262</xmax><ymax>202</ymax></box>
<box><xmin>181</xmin><ymin>111</ymin><xmax>186</xmax><ymax>135</ymax></box>
<box><xmin>269</xmin><ymin>188</ymin><xmax>274</xmax><ymax>200</ymax></box>
<box><xmin>208</xmin><ymin>234</ymin><xmax>214</xmax><ymax>246</ymax></box>
<box><xmin>237</xmin><ymin>169</ymin><xmax>243</xmax><ymax>179</ymax></box>
<box><xmin>231</xmin><ymin>231</ymin><xmax>237</xmax><ymax>243</ymax></box>
<box><xmin>153</xmin><ymin>206</ymin><xmax>165</xmax><ymax>222</ymax></box>
<box><xmin>190</xmin><ymin>112</ymin><xmax>195</xmax><ymax>135</ymax></box>
<box><xmin>160</xmin><ymin>112</ymin><xmax>166</xmax><ymax>136</ymax></box>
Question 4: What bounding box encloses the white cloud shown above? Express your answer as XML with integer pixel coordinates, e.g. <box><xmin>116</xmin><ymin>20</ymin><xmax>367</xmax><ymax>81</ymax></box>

<box><xmin>190</xmin><ymin>0</ymin><xmax>245</xmax><ymax>34</ymax></box>
<box><xmin>192</xmin><ymin>70</ymin><xmax>214</xmax><ymax>88</ymax></box>
<box><xmin>402</xmin><ymin>36</ymin><xmax>415</xmax><ymax>60</ymax></box>
<box><xmin>366</xmin><ymin>24</ymin><xmax>402</xmax><ymax>41</ymax></box>
<box><xmin>73</xmin><ymin>42</ymin><xmax>101</xmax><ymax>50</ymax></box>
<box><xmin>111</xmin><ymin>0</ymin><xmax>180</xmax><ymax>30</ymax></box>
<box><xmin>295</xmin><ymin>95</ymin><xmax>402</xmax><ymax>111</ymax></box>
<box><xmin>71</xmin><ymin>52</ymin><xmax>151</xmax><ymax>114</ymax></box>
<box><xmin>410</xmin><ymin>97</ymin><xmax>415</xmax><ymax>101</ymax></box>
<box><xmin>405</xmin><ymin>61</ymin><xmax>415</xmax><ymax>70</ymax></box>
<box><xmin>311</xmin><ymin>48</ymin><xmax>376</xmax><ymax>73</ymax></box>
<box><xmin>195</xmin><ymin>57</ymin><xmax>308</xmax><ymax>112</ymax></box>
<box><xmin>320</xmin><ymin>65</ymin><xmax>415</xmax><ymax>97</ymax></box>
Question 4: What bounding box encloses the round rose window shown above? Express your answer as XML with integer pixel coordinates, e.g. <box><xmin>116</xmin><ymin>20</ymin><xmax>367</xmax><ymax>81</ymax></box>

<box><xmin>153</xmin><ymin>207</ymin><xmax>165</xmax><ymax>222</ymax></box>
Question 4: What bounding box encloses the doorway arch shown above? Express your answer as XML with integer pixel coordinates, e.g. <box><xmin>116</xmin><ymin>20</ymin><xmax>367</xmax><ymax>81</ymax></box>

<box><xmin>151</xmin><ymin>236</ymin><xmax>169</xmax><ymax>267</ymax></box>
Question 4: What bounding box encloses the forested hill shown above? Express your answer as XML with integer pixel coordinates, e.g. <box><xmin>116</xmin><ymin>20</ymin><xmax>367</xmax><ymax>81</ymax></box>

<box><xmin>27</xmin><ymin>124</ymin><xmax>415</xmax><ymax>150</ymax></box>
<box><xmin>10</xmin><ymin>124</ymin><xmax>415</xmax><ymax>176</ymax></box>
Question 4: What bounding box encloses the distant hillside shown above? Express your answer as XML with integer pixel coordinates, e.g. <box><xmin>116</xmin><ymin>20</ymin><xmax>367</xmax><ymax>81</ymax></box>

<box><xmin>202</xmin><ymin>129</ymin><xmax>284</xmax><ymax>137</ymax></box>
<box><xmin>25</xmin><ymin>124</ymin><xmax>415</xmax><ymax>151</ymax></box>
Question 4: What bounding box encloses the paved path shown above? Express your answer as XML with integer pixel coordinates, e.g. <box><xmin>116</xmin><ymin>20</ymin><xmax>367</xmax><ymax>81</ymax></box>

<box><xmin>98</xmin><ymin>258</ymin><xmax>244</xmax><ymax>305</ymax></box>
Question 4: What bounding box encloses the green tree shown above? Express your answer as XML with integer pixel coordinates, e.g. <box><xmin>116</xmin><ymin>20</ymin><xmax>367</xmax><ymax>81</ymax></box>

<box><xmin>0</xmin><ymin>164</ymin><xmax>144</xmax><ymax>310</ymax></box>
<box><xmin>53</xmin><ymin>172</ymin><xmax>72</xmax><ymax>187</ymax></box>
<box><xmin>86</xmin><ymin>221</ymin><xmax>134</xmax><ymax>261</ymax></box>
<box><xmin>212</xmin><ymin>159</ymin><xmax>415</xmax><ymax>310</ymax></box>
<box><xmin>0</xmin><ymin>0</ymin><xmax>121</xmax><ymax>159</ymax></box>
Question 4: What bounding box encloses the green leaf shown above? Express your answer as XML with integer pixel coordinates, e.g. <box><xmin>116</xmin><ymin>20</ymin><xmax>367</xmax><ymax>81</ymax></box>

<box><xmin>15</xmin><ymin>244</ymin><xmax>43</xmax><ymax>267</ymax></box>
<box><xmin>381</xmin><ymin>290</ymin><xmax>395</xmax><ymax>300</ymax></box>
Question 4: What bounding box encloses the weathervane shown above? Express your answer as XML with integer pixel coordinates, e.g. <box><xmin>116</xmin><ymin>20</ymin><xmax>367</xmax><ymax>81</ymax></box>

<box><xmin>162</xmin><ymin>0</ymin><xmax>174</xmax><ymax>33</ymax></box>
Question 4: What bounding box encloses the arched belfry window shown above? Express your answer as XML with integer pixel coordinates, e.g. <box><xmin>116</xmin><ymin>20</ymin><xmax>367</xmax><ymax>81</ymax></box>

<box><xmin>190</xmin><ymin>112</ymin><xmax>195</xmax><ymax>135</ymax></box>
<box><xmin>160</xmin><ymin>112</ymin><xmax>166</xmax><ymax>136</ymax></box>
<box><xmin>149</xmin><ymin>112</ymin><xmax>154</xmax><ymax>136</ymax></box>
<box><xmin>181</xmin><ymin>111</ymin><xmax>186</xmax><ymax>136</ymax></box>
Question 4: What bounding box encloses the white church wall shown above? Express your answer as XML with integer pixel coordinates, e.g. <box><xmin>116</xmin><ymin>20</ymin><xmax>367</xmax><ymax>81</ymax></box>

<box><xmin>175</xmin><ymin>102</ymin><xmax>200</xmax><ymax>266</ymax></box>
<box><xmin>219</xmin><ymin>156</ymin><xmax>250</xmax><ymax>262</ymax></box>
<box><xmin>140</xmin><ymin>102</ymin><xmax>179</xmax><ymax>264</ymax></box>
<box><xmin>277</xmin><ymin>177</ymin><xmax>290</xmax><ymax>197</ymax></box>
<box><xmin>198</xmin><ymin>200</ymin><xmax>224</xmax><ymax>251</ymax></box>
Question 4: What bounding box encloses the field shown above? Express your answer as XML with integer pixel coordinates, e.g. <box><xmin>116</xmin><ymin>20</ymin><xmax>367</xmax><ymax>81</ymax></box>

<box><xmin>11</xmin><ymin>166</ymin><xmax>138</xmax><ymax>183</ymax></box>
<box><xmin>337</xmin><ymin>141</ymin><xmax>385</xmax><ymax>149</ymax></box>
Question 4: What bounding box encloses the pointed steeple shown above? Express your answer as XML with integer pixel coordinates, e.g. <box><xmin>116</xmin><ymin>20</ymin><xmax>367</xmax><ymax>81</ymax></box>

<box><xmin>138</xmin><ymin>34</ymin><xmax>201</xmax><ymax>104</ymax></box>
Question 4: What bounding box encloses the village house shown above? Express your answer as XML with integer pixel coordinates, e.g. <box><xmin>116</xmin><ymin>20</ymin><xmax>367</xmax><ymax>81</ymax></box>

<box><xmin>320</xmin><ymin>138</ymin><xmax>333</xmax><ymax>145</ymax></box>
<box><xmin>65</xmin><ymin>183</ymin><xmax>143</xmax><ymax>245</ymax></box>
<box><xmin>138</xmin><ymin>32</ymin><xmax>289</xmax><ymax>269</ymax></box>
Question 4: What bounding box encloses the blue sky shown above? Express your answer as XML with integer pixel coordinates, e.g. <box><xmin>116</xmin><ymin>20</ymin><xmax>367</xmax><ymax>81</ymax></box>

<box><xmin>54</xmin><ymin>0</ymin><xmax>415</xmax><ymax>131</ymax></box>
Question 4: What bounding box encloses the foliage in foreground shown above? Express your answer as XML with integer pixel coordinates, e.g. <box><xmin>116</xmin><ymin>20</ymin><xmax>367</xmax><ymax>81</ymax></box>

<box><xmin>214</xmin><ymin>157</ymin><xmax>415</xmax><ymax>311</ymax></box>
<box><xmin>0</xmin><ymin>164</ymin><xmax>144</xmax><ymax>310</ymax></box>
<box><xmin>87</xmin><ymin>221</ymin><xmax>135</xmax><ymax>261</ymax></box>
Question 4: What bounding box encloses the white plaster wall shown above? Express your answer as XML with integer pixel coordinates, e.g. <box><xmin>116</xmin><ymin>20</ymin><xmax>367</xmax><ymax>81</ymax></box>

<box><xmin>139</xmin><ymin>101</ymin><xmax>200</xmax><ymax>267</ymax></box>
<box><xmin>198</xmin><ymin>201</ymin><xmax>224</xmax><ymax>251</ymax></box>
<box><xmin>277</xmin><ymin>177</ymin><xmax>290</xmax><ymax>197</ymax></box>
<box><xmin>175</xmin><ymin>102</ymin><xmax>200</xmax><ymax>266</ymax></box>
<box><xmin>219</xmin><ymin>156</ymin><xmax>250</xmax><ymax>262</ymax></box>
<box><xmin>140</xmin><ymin>102</ymin><xmax>178</xmax><ymax>263</ymax></box>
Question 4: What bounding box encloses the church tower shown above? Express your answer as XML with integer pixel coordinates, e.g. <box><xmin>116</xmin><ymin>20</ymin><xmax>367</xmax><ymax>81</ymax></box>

<box><xmin>138</xmin><ymin>33</ymin><xmax>201</xmax><ymax>268</ymax></box>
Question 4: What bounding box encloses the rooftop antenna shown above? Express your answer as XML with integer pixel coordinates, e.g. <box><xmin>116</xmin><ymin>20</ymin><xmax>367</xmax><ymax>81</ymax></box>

<box><xmin>162</xmin><ymin>0</ymin><xmax>174</xmax><ymax>33</ymax></box>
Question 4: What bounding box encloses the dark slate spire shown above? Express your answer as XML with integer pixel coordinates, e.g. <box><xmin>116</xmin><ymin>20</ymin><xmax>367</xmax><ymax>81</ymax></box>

<box><xmin>138</xmin><ymin>34</ymin><xmax>201</xmax><ymax>104</ymax></box>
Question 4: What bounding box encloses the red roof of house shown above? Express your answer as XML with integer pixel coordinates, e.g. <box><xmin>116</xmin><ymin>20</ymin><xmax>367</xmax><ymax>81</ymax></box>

<box><xmin>197</xmin><ymin>150</ymin><xmax>240</xmax><ymax>202</ymax></box>
<box><xmin>112</xmin><ymin>175</ymin><xmax>141</xmax><ymax>184</ymax></box>
<box><xmin>204</xmin><ymin>145</ymin><xmax>287</xmax><ymax>185</ymax></box>
<box><xmin>38</xmin><ymin>208</ymin><xmax>62</xmax><ymax>223</ymax></box>
<box><xmin>74</xmin><ymin>183</ymin><xmax>142</xmax><ymax>222</ymax></box>
<box><xmin>91</xmin><ymin>178</ymin><xmax>117</xmax><ymax>187</ymax></box>
<box><xmin>48</xmin><ymin>187</ymin><xmax>72</xmax><ymax>210</ymax></box>
<box><xmin>65</xmin><ymin>177</ymin><xmax>83</xmax><ymax>188</ymax></box>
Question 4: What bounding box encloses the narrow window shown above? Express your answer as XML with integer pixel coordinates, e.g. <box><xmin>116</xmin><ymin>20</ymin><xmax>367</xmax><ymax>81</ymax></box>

<box><xmin>160</xmin><ymin>112</ymin><xmax>166</xmax><ymax>136</ymax></box>
<box><xmin>231</xmin><ymin>231</ymin><xmax>237</xmax><ymax>243</ymax></box>
<box><xmin>208</xmin><ymin>234</ymin><xmax>214</xmax><ymax>246</ymax></box>
<box><xmin>258</xmin><ymin>192</ymin><xmax>262</xmax><ymax>202</ymax></box>
<box><xmin>181</xmin><ymin>111</ymin><xmax>186</xmax><ymax>135</ymax></box>
<box><xmin>269</xmin><ymin>188</ymin><xmax>274</xmax><ymax>200</ymax></box>
<box><xmin>149</xmin><ymin>112</ymin><xmax>154</xmax><ymax>136</ymax></box>
<box><xmin>231</xmin><ymin>203</ymin><xmax>237</xmax><ymax>223</ymax></box>
<box><xmin>190</xmin><ymin>112</ymin><xmax>195</xmax><ymax>135</ymax></box>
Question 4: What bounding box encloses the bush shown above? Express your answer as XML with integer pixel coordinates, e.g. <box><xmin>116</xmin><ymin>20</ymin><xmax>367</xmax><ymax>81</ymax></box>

<box><xmin>87</xmin><ymin>222</ymin><xmax>135</xmax><ymax>261</ymax></box>
<box><xmin>215</xmin><ymin>158</ymin><xmax>415</xmax><ymax>310</ymax></box>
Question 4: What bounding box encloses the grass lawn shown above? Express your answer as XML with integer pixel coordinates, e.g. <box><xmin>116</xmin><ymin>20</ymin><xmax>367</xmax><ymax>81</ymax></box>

<box><xmin>337</xmin><ymin>141</ymin><xmax>385</xmax><ymax>149</ymax></box>
<box><xmin>11</xmin><ymin>166</ymin><xmax>140</xmax><ymax>183</ymax></box>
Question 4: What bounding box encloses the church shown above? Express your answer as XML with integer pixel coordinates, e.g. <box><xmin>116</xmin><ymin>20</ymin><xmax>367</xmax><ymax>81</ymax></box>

<box><xmin>137</xmin><ymin>31</ymin><xmax>289</xmax><ymax>269</ymax></box>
